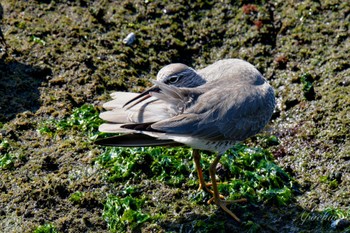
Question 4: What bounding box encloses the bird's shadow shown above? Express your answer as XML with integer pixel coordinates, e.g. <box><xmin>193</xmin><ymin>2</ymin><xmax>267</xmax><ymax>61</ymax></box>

<box><xmin>0</xmin><ymin>52</ymin><xmax>51</xmax><ymax>122</ymax></box>
<box><xmin>0</xmin><ymin>3</ymin><xmax>52</xmax><ymax>122</ymax></box>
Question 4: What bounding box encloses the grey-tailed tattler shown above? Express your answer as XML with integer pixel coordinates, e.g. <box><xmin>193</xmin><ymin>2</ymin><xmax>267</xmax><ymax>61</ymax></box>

<box><xmin>96</xmin><ymin>59</ymin><xmax>275</xmax><ymax>222</ymax></box>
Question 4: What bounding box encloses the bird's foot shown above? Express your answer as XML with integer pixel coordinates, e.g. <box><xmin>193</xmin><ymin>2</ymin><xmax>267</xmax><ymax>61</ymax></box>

<box><xmin>197</xmin><ymin>182</ymin><xmax>226</xmax><ymax>200</ymax></box>
<box><xmin>208</xmin><ymin>198</ymin><xmax>247</xmax><ymax>222</ymax></box>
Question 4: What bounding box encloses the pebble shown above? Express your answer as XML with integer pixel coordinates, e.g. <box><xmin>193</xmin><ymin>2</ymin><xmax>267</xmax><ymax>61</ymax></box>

<box><xmin>123</xmin><ymin>32</ymin><xmax>136</xmax><ymax>46</ymax></box>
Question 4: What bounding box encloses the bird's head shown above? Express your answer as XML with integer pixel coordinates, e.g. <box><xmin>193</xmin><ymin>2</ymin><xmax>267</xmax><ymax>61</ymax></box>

<box><xmin>156</xmin><ymin>63</ymin><xmax>206</xmax><ymax>88</ymax></box>
<box><xmin>123</xmin><ymin>63</ymin><xmax>205</xmax><ymax>109</ymax></box>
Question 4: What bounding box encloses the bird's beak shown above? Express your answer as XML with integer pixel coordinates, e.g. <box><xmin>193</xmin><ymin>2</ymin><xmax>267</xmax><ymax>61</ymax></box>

<box><xmin>123</xmin><ymin>85</ymin><xmax>160</xmax><ymax>109</ymax></box>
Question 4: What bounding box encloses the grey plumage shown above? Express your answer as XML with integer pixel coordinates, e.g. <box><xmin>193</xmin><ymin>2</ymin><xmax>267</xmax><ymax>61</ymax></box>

<box><xmin>97</xmin><ymin>59</ymin><xmax>275</xmax><ymax>154</ymax></box>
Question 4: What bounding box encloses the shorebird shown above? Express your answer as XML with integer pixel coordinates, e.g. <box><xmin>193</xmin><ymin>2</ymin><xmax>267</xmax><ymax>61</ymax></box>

<box><xmin>97</xmin><ymin>59</ymin><xmax>275</xmax><ymax>222</ymax></box>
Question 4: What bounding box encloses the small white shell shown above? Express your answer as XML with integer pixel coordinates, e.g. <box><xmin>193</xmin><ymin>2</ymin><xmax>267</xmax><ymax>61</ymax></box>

<box><xmin>123</xmin><ymin>32</ymin><xmax>136</xmax><ymax>45</ymax></box>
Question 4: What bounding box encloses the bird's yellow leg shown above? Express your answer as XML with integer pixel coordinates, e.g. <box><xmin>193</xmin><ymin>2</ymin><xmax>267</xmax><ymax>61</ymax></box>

<box><xmin>193</xmin><ymin>149</ymin><xmax>208</xmax><ymax>192</ymax></box>
<box><xmin>193</xmin><ymin>149</ymin><xmax>225</xmax><ymax>199</ymax></box>
<box><xmin>208</xmin><ymin>153</ymin><xmax>247</xmax><ymax>222</ymax></box>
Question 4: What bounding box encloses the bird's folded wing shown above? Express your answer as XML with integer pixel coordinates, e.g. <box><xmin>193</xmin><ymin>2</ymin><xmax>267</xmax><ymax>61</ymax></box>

<box><xmin>149</xmin><ymin>84</ymin><xmax>268</xmax><ymax>141</ymax></box>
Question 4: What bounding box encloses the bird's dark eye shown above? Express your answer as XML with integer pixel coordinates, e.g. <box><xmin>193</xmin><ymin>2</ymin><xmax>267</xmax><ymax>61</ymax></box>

<box><xmin>168</xmin><ymin>75</ymin><xmax>179</xmax><ymax>84</ymax></box>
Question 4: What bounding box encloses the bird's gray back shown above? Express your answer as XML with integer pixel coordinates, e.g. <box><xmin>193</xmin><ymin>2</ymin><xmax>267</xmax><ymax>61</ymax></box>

<box><xmin>198</xmin><ymin>59</ymin><xmax>265</xmax><ymax>85</ymax></box>
<box><xmin>151</xmin><ymin>59</ymin><xmax>275</xmax><ymax>143</ymax></box>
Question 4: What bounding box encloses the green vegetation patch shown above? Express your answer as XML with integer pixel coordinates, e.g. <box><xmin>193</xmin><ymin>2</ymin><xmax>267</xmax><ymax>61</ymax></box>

<box><xmin>96</xmin><ymin>146</ymin><xmax>193</xmax><ymax>185</ymax></box>
<box><xmin>37</xmin><ymin>104</ymin><xmax>103</xmax><ymax>139</ymax></box>
<box><xmin>69</xmin><ymin>191</ymin><xmax>85</xmax><ymax>204</ymax></box>
<box><xmin>96</xmin><ymin>143</ymin><xmax>295</xmax><ymax>230</ymax></box>
<box><xmin>0</xmin><ymin>139</ymin><xmax>16</xmax><ymax>170</ymax></box>
<box><xmin>300</xmin><ymin>73</ymin><xmax>316</xmax><ymax>100</ymax></box>
<box><xmin>219</xmin><ymin>145</ymin><xmax>293</xmax><ymax>205</ymax></box>
<box><xmin>33</xmin><ymin>223</ymin><xmax>58</xmax><ymax>233</ymax></box>
<box><xmin>29</xmin><ymin>35</ymin><xmax>46</xmax><ymax>46</ymax></box>
<box><xmin>103</xmin><ymin>195</ymin><xmax>150</xmax><ymax>232</ymax></box>
<box><xmin>0</xmin><ymin>153</ymin><xmax>15</xmax><ymax>170</ymax></box>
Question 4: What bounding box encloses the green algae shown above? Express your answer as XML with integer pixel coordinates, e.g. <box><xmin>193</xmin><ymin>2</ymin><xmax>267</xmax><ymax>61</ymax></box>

<box><xmin>69</xmin><ymin>191</ymin><xmax>85</xmax><ymax>204</ymax></box>
<box><xmin>103</xmin><ymin>195</ymin><xmax>150</xmax><ymax>232</ymax></box>
<box><xmin>0</xmin><ymin>139</ymin><xmax>18</xmax><ymax>170</ymax></box>
<box><xmin>37</xmin><ymin>104</ymin><xmax>103</xmax><ymax>139</ymax></box>
<box><xmin>299</xmin><ymin>73</ymin><xmax>316</xmax><ymax>100</ymax></box>
<box><xmin>96</xmin><ymin>143</ymin><xmax>294</xmax><ymax>230</ymax></box>
<box><xmin>0</xmin><ymin>153</ymin><xmax>15</xmax><ymax>170</ymax></box>
<box><xmin>33</xmin><ymin>223</ymin><xmax>58</xmax><ymax>233</ymax></box>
